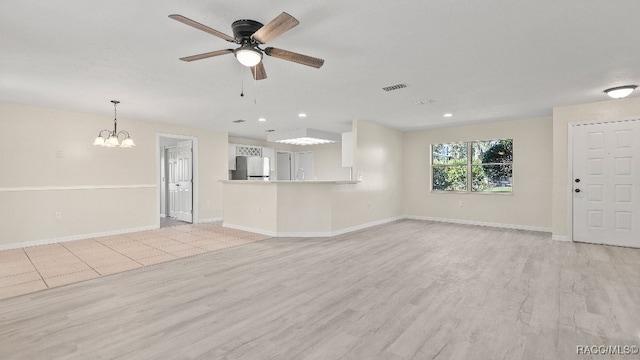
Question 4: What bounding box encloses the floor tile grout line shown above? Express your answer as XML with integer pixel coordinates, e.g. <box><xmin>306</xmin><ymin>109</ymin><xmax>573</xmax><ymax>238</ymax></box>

<box><xmin>94</xmin><ymin>241</ymin><xmax>149</xmax><ymax>267</ymax></box>
<box><xmin>21</xmin><ymin>248</ymin><xmax>49</xmax><ymax>289</ymax></box>
<box><xmin>60</xmin><ymin>241</ymin><xmax>112</xmax><ymax>277</ymax></box>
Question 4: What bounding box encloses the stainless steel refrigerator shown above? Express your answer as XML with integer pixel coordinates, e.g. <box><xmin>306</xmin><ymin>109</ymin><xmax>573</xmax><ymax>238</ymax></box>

<box><xmin>232</xmin><ymin>156</ymin><xmax>270</xmax><ymax>180</ymax></box>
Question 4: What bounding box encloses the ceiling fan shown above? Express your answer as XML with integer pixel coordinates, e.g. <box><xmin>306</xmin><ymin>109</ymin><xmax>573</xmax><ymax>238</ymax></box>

<box><xmin>169</xmin><ymin>12</ymin><xmax>325</xmax><ymax>80</ymax></box>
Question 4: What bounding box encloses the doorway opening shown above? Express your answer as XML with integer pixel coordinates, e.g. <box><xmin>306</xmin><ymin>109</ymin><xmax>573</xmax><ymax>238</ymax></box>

<box><xmin>294</xmin><ymin>151</ymin><xmax>314</xmax><ymax>181</ymax></box>
<box><xmin>276</xmin><ymin>151</ymin><xmax>293</xmax><ymax>180</ymax></box>
<box><xmin>157</xmin><ymin>134</ymin><xmax>198</xmax><ymax>228</ymax></box>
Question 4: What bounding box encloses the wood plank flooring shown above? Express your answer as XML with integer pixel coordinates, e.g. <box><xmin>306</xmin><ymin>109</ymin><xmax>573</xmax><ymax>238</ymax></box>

<box><xmin>1</xmin><ymin>220</ymin><xmax>639</xmax><ymax>360</ymax></box>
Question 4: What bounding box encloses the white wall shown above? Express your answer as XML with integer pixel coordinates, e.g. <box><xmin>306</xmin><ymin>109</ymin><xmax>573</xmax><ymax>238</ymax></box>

<box><xmin>0</xmin><ymin>101</ymin><xmax>228</xmax><ymax>247</ymax></box>
<box><xmin>403</xmin><ymin>117</ymin><xmax>553</xmax><ymax>230</ymax></box>
<box><xmin>552</xmin><ymin>96</ymin><xmax>640</xmax><ymax>237</ymax></box>
<box><xmin>331</xmin><ymin>120</ymin><xmax>405</xmax><ymax>230</ymax></box>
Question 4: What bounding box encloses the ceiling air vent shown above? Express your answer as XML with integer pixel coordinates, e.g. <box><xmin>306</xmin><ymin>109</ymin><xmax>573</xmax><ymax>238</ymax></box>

<box><xmin>382</xmin><ymin>83</ymin><xmax>407</xmax><ymax>92</ymax></box>
<box><xmin>412</xmin><ymin>99</ymin><xmax>435</xmax><ymax>105</ymax></box>
<box><xmin>265</xmin><ymin>129</ymin><xmax>275</xmax><ymax>132</ymax></box>
<box><xmin>232</xmin><ymin>119</ymin><xmax>245</xmax><ymax>123</ymax></box>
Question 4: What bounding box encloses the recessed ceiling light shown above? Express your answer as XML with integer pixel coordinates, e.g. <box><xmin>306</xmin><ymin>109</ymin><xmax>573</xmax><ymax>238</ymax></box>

<box><xmin>298</xmin><ymin>113</ymin><xmax>307</xmax><ymax>118</ymax></box>
<box><xmin>604</xmin><ymin>85</ymin><xmax>637</xmax><ymax>99</ymax></box>
<box><xmin>444</xmin><ymin>113</ymin><xmax>453</xmax><ymax>117</ymax></box>
<box><xmin>258</xmin><ymin>117</ymin><xmax>266</xmax><ymax>122</ymax></box>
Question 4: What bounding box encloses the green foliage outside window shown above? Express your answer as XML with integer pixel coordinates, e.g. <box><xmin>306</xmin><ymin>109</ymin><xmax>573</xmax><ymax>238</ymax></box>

<box><xmin>432</xmin><ymin>139</ymin><xmax>513</xmax><ymax>192</ymax></box>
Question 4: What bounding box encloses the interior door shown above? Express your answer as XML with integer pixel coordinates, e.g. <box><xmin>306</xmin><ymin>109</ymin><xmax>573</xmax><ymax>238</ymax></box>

<box><xmin>295</xmin><ymin>151</ymin><xmax>314</xmax><ymax>181</ymax></box>
<box><xmin>572</xmin><ymin>120</ymin><xmax>640</xmax><ymax>247</ymax></box>
<box><xmin>168</xmin><ymin>140</ymin><xmax>193</xmax><ymax>223</ymax></box>
<box><xmin>276</xmin><ymin>151</ymin><xmax>292</xmax><ymax>180</ymax></box>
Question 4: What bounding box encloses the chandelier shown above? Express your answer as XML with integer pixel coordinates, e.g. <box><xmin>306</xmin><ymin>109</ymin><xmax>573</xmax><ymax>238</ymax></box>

<box><xmin>93</xmin><ymin>100</ymin><xmax>135</xmax><ymax>148</ymax></box>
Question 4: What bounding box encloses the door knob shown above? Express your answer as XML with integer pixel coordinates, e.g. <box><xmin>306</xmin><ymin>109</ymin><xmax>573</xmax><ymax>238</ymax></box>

<box><xmin>574</xmin><ymin>188</ymin><xmax>581</xmax><ymax>193</ymax></box>
<box><xmin>575</xmin><ymin>178</ymin><xmax>580</xmax><ymax>183</ymax></box>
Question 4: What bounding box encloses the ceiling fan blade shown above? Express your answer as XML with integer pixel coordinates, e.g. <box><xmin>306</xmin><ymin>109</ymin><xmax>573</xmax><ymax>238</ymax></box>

<box><xmin>252</xmin><ymin>12</ymin><xmax>299</xmax><ymax>44</ymax></box>
<box><xmin>251</xmin><ymin>62</ymin><xmax>267</xmax><ymax>80</ymax></box>
<box><xmin>169</xmin><ymin>14</ymin><xmax>236</xmax><ymax>42</ymax></box>
<box><xmin>264</xmin><ymin>47</ymin><xmax>324</xmax><ymax>69</ymax></box>
<box><xmin>179</xmin><ymin>49</ymin><xmax>233</xmax><ymax>62</ymax></box>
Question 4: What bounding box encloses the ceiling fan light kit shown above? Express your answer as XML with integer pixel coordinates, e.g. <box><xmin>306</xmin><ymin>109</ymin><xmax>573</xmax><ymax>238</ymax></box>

<box><xmin>604</xmin><ymin>85</ymin><xmax>637</xmax><ymax>99</ymax></box>
<box><xmin>93</xmin><ymin>100</ymin><xmax>135</xmax><ymax>148</ymax></box>
<box><xmin>235</xmin><ymin>46</ymin><xmax>262</xmax><ymax>67</ymax></box>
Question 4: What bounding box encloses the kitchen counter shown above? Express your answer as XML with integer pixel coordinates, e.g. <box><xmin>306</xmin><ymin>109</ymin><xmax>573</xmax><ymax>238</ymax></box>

<box><xmin>221</xmin><ymin>180</ymin><xmax>360</xmax><ymax>237</ymax></box>
<box><xmin>220</xmin><ymin>180</ymin><xmax>358</xmax><ymax>184</ymax></box>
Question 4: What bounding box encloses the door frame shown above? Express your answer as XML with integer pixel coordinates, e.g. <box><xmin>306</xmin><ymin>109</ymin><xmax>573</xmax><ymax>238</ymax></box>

<box><xmin>567</xmin><ymin>117</ymin><xmax>639</xmax><ymax>243</ymax></box>
<box><xmin>156</xmin><ymin>133</ymin><xmax>199</xmax><ymax>228</ymax></box>
<box><xmin>276</xmin><ymin>150</ymin><xmax>293</xmax><ymax>180</ymax></box>
<box><xmin>294</xmin><ymin>151</ymin><xmax>314</xmax><ymax>181</ymax></box>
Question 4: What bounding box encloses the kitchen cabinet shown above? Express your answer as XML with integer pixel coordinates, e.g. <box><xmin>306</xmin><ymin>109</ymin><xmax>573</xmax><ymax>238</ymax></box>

<box><xmin>262</xmin><ymin>147</ymin><xmax>276</xmax><ymax>171</ymax></box>
<box><xmin>341</xmin><ymin>132</ymin><xmax>353</xmax><ymax>167</ymax></box>
<box><xmin>228</xmin><ymin>143</ymin><xmax>237</xmax><ymax>170</ymax></box>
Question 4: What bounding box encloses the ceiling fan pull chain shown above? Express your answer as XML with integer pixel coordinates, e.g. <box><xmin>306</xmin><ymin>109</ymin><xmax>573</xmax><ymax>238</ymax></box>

<box><xmin>254</xmin><ymin>71</ymin><xmax>258</xmax><ymax>104</ymax></box>
<box><xmin>240</xmin><ymin>65</ymin><xmax>245</xmax><ymax>97</ymax></box>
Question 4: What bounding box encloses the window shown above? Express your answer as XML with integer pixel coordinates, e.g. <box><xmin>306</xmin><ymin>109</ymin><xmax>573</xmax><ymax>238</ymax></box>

<box><xmin>431</xmin><ymin>139</ymin><xmax>513</xmax><ymax>193</ymax></box>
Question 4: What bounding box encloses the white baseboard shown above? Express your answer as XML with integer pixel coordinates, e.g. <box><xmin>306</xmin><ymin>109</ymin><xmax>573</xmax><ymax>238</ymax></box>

<box><xmin>160</xmin><ymin>213</ymin><xmax>166</xmax><ymax>218</ymax></box>
<box><xmin>0</xmin><ymin>215</ymin><xmax>556</xmax><ymax>251</ymax></box>
<box><xmin>552</xmin><ymin>235</ymin><xmax>570</xmax><ymax>242</ymax></box>
<box><xmin>222</xmin><ymin>223</ymin><xmax>277</xmax><ymax>237</ymax></box>
<box><xmin>199</xmin><ymin>217</ymin><xmax>223</xmax><ymax>224</ymax></box>
<box><xmin>404</xmin><ymin>215</ymin><xmax>552</xmax><ymax>233</ymax></box>
<box><xmin>0</xmin><ymin>225</ymin><xmax>159</xmax><ymax>251</ymax></box>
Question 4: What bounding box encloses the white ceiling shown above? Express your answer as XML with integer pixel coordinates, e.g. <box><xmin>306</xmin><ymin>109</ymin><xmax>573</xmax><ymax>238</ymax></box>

<box><xmin>2</xmin><ymin>1</ymin><xmax>640</xmax><ymax>140</ymax></box>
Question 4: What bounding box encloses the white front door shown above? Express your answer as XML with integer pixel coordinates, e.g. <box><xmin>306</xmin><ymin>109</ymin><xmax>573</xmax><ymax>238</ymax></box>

<box><xmin>168</xmin><ymin>140</ymin><xmax>193</xmax><ymax>223</ymax></box>
<box><xmin>295</xmin><ymin>151</ymin><xmax>314</xmax><ymax>181</ymax></box>
<box><xmin>572</xmin><ymin>120</ymin><xmax>640</xmax><ymax>247</ymax></box>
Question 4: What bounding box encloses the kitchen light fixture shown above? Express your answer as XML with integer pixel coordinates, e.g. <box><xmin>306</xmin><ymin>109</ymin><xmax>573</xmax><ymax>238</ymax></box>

<box><xmin>93</xmin><ymin>100</ymin><xmax>135</xmax><ymax>148</ymax></box>
<box><xmin>258</xmin><ymin>117</ymin><xmax>266</xmax><ymax>122</ymax></box>
<box><xmin>604</xmin><ymin>85</ymin><xmax>637</xmax><ymax>99</ymax></box>
<box><xmin>267</xmin><ymin>128</ymin><xmax>341</xmax><ymax>146</ymax></box>
<box><xmin>298</xmin><ymin>113</ymin><xmax>307</xmax><ymax>118</ymax></box>
<box><xmin>234</xmin><ymin>46</ymin><xmax>262</xmax><ymax>67</ymax></box>
<box><xmin>443</xmin><ymin>113</ymin><xmax>453</xmax><ymax>117</ymax></box>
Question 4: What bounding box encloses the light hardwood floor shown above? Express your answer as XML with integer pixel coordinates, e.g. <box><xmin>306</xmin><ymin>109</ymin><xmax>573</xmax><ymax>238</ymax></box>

<box><xmin>1</xmin><ymin>220</ymin><xmax>639</xmax><ymax>360</ymax></box>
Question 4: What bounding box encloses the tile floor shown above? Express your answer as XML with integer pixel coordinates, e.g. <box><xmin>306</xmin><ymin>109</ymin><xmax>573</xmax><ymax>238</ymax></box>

<box><xmin>0</xmin><ymin>222</ymin><xmax>270</xmax><ymax>300</ymax></box>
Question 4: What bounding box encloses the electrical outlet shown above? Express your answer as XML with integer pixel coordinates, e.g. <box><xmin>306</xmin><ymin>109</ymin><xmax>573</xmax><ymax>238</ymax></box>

<box><xmin>56</xmin><ymin>150</ymin><xmax>63</xmax><ymax>158</ymax></box>
<box><xmin>458</xmin><ymin>201</ymin><xmax>463</xmax><ymax>207</ymax></box>
<box><xmin>55</xmin><ymin>212</ymin><xmax>62</xmax><ymax>220</ymax></box>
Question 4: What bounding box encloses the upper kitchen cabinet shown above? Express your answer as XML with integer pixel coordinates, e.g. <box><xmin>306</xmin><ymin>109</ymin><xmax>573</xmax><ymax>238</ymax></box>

<box><xmin>262</xmin><ymin>147</ymin><xmax>276</xmax><ymax>171</ymax></box>
<box><xmin>228</xmin><ymin>143</ymin><xmax>237</xmax><ymax>170</ymax></box>
<box><xmin>342</xmin><ymin>132</ymin><xmax>353</xmax><ymax>167</ymax></box>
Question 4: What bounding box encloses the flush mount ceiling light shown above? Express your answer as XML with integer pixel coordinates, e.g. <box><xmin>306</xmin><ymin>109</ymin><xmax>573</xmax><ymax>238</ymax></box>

<box><xmin>267</xmin><ymin>128</ymin><xmax>341</xmax><ymax>146</ymax></box>
<box><xmin>93</xmin><ymin>100</ymin><xmax>135</xmax><ymax>148</ymax></box>
<box><xmin>604</xmin><ymin>85</ymin><xmax>637</xmax><ymax>99</ymax></box>
<box><xmin>443</xmin><ymin>113</ymin><xmax>453</xmax><ymax>117</ymax></box>
<box><xmin>298</xmin><ymin>113</ymin><xmax>307</xmax><ymax>118</ymax></box>
<box><xmin>234</xmin><ymin>46</ymin><xmax>263</xmax><ymax>67</ymax></box>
